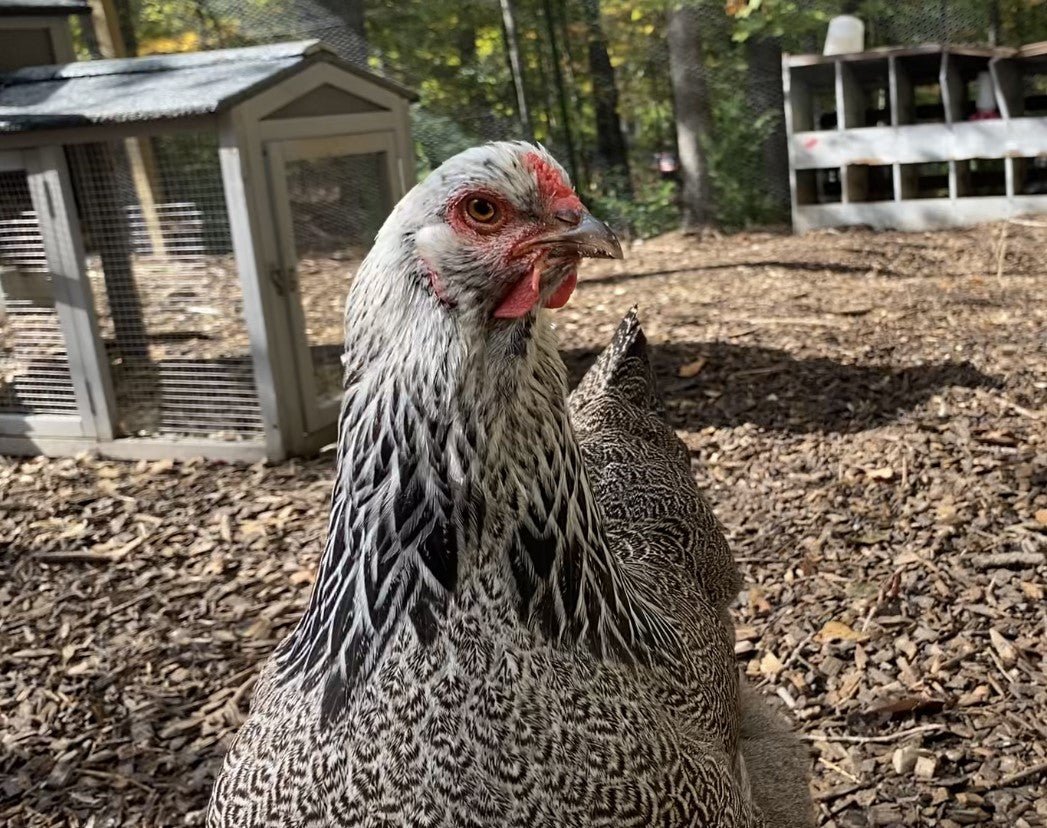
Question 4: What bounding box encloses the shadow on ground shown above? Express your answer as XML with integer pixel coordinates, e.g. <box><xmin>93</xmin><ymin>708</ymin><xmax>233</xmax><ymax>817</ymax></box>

<box><xmin>582</xmin><ymin>259</ymin><xmax>899</xmax><ymax>286</ymax></box>
<box><xmin>564</xmin><ymin>340</ymin><xmax>997</xmax><ymax>434</ymax></box>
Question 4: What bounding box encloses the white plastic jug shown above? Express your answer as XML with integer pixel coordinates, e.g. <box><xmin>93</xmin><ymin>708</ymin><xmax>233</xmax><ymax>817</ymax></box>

<box><xmin>824</xmin><ymin>15</ymin><xmax>865</xmax><ymax>55</ymax></box>
<box><xmin>975</xmin><ymin>71</ymin><xmax>996</xmax><ymax>112</ymax></box>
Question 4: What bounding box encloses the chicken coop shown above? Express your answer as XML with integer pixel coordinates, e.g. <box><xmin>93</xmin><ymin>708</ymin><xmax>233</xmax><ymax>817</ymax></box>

<box><xmin>784</xmin><ymin>42</ymin><xmax>1047</xmax><ymax>232</ymax></box>
<box><xmin>0</xmin><ymin>5</ymin><xmax>416</xmax><ymax>461</ymax></box>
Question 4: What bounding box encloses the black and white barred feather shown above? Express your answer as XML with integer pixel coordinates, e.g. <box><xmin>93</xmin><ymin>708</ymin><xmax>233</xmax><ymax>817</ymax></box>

<box><xmin>208</xmin><ymin>142</ymin><xmax>790</xmax><ymax>827</ymax></box>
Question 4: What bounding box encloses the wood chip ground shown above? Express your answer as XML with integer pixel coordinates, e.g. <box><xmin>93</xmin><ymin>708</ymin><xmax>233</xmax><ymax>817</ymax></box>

<box><xmin>2</xmin><ymin>223</ymin><xmax>1045</xmax><ymax>827</ymax></box>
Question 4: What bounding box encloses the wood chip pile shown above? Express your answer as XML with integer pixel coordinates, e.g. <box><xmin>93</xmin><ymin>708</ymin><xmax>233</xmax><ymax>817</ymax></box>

<box><xmin>3</xmin><ymin>223</ymin><xmax>1045</xmax><ymax>827</ymax></box>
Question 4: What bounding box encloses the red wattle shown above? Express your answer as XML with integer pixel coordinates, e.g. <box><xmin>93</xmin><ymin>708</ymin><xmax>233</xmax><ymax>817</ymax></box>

<box><xmin>493</xmin><ymin>267</ymin><xmax>542</xmax><ymax>319</ymax></box>
<box><xmin>543</xmin><ymin>269</ymin><xmax>578</xmax><ymax>309</ymax></box>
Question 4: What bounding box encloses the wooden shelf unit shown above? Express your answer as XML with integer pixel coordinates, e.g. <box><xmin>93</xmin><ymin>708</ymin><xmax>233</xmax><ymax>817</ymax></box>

<box><xmin>783</xmin><ymin>43</ymin><xmax>1047</xmax><ymax>232</ymax></box>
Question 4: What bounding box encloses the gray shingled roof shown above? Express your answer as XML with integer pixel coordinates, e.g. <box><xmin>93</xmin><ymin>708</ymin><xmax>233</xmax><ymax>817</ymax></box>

<box><xmin>0</xmin><ymin>0</ymin><xmax>89</xmax><ymax>15</ymax></box>
<box><xmin>0</xmin><ymin>40</ymin><xmax>415</xmax><ymax>134</ymax></box>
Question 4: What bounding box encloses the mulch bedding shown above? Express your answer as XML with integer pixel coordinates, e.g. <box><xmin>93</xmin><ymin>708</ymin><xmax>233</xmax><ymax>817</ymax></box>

<box><xmin>2</xmin><ymin>222</ymin><xmax>1045</xmax><ymax>827</ymax></box>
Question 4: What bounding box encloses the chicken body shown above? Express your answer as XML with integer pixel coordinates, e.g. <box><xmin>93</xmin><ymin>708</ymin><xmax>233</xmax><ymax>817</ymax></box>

<box><xmin>209</xmin><ymin>142</ymin><xmax>811</xmax><ymax>827</ymax></box>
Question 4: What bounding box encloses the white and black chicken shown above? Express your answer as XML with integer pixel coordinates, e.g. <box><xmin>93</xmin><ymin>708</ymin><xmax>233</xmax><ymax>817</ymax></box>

<box><xmin>208</xmin><ymin>141</ymin><xmax>813</xmax><ymax>828</ymax></box>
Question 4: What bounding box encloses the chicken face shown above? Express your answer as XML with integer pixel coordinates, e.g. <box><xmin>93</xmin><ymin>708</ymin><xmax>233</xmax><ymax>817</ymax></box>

<box><xmin>408</xmin><ymin>142</ymin><xmax>622</xmax><ymax>319</ymax></box>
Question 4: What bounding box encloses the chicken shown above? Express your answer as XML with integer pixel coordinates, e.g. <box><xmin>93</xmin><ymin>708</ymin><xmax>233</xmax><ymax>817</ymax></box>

<box><xmin>568</xmin><ymin>307</ymin><xmax>814</xmax><ymax>828</ymax></box>
<box><xmin>208</xmin><ymin>141</ymin><xmax>812</xmax><ymax>827</ymax></box>
<box><xmin>738</xmin><ymin>683</ymin><xmax>817</xmax><ymax>828</ymax></box>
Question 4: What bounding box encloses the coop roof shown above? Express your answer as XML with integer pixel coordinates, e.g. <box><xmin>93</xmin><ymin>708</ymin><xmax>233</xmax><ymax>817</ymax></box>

<box><xmin>0</xmin><ymin>0</ymin><xmax>89</xmax><ymax>15</ymax></box>
<box><xmin>0</xmin><ymin>40</ymin><xmax>416</xmax><ymax>134</ymax></box>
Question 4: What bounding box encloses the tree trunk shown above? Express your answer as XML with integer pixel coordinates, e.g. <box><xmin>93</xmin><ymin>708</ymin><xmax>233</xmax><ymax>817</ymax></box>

<box><xmin>555</xmin><ymin>0</ymin><xmax>589</xmax><ymax>188</ymax></box>
<box><xmin>457</xmin><ymin>19</ymin><xmax>476</xmax><ymax>66</ymax></box>
<box><xmin>667</xmin><ymin>1</ymin><xmax>715</xmax><ymax>231</ymax></box>
<box><xmin>75</xmin><ymin>143</ymin><xmax>151</xmax><ymax>364</ymax></box>
<box><xmin>343</xmin><ymin>0</ymin><xmax>364</xmax><ymax>36</ymax></box>
<box><xmin>541</xmin><ymin>0</ymin><xmax>580</xmax><ymax>187</ymax></box>
<box><xmin>499</xmin><ymin>0</ymin><xmax>533</xmax><ymax>141</ymax></box>
<box><xmin>459</xmin><ymin>20</ymin><xmax>500</xmax><ymax>140</ymax></box>
<box><xmin>532</xmin><ymin>36</ymin><xmax>557</xmax><ymax>141</ymax></box>
<box><xmin>746</xmin><ymin>34</ymin><xmax>789</xmax><ymax>217</ymax></box>
<box><xmin>581</xmin><ymin>0</ymin><xmax>631</xmax><ymax>195</ymax></box>
<box><xmin>107</xmin><ymin>0</ymin><xmax>137</xmax><ymax>55</ymax></box>
<box><xmin>988</xmin><ymin>0</ymin><xmax>1001</xmax><ymax>46</ymax></box>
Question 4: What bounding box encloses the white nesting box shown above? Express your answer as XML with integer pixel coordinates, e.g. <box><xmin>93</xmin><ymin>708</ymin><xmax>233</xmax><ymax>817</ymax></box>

<box><xmin>783</xmin><ymin>42</ymin><xmax>1047</xmax><ymax>232</ymax></box>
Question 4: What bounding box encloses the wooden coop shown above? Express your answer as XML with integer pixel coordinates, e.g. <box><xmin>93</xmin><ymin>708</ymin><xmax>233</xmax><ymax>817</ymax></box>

<box><xmin>0</xmin><ymin>4</ymin><xmax>416</xmax><ymax>462</ymax></box>
<box><xmin>784</xmin><ymin>42</ymin><xmax>1047</xmax><ymax>232</ymax></box>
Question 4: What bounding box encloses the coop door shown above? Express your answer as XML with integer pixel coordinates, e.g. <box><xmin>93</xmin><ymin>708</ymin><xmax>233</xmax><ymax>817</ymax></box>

<box><xmin>267</xmin><ymin>133</ymin><xmax>402</xmax><ymax>436</ymax></box>
<box><xmin>0</xmin><ymin>149</ymin><xmax>112</xmax><ymax>444</ymax></box>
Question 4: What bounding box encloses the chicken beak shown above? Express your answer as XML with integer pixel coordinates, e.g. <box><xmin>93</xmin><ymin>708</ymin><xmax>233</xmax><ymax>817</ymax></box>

<box><xmin>546</xmin><ymin>211</ymin><xmax>624</xmax><ymax>260</ymax></box>
<box><xmin>493</xmin><ymin>211</ymin><xmax>622</xmax><ymax>320</ymax></box>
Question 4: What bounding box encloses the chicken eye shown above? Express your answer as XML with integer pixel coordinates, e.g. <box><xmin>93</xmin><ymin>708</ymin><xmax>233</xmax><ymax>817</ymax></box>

<box><xmin>465</xmin><ymin>197</ymin><xmax>498</xmax><ymax>223</ymax></box>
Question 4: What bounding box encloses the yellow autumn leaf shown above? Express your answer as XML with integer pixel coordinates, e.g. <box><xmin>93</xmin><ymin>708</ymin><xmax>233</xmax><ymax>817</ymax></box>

<box><xmin>1020</xmin><ymin>581</ymin><xmax>1044</xmax><ymax>601</ymax></box>
<box><xmin>677</xmin><ymin>357</ymin><xmax>707</xmax><ymax>378</ymax></box>
<box><xmin>816</xmin><ymin>620</ymin><xmax>865</xmax><ymax>643</ymax></box>
<box><xmin>759</xmin><ymin>651</ymin><xmax>783</xmax><ymax>677</ymax></box>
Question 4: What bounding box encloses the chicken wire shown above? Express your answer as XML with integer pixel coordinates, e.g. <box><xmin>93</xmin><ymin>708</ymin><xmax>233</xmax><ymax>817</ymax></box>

<box><xmin>282</xmin><ymin>150</ymin><xmax>390</xmax><ymax>411</ymax></box>
<box><xmin>161</xmin><ymin>0</ymin><xmax>1036</xmax><ymax>228</ymax></box>
<box><xmin>66</xmin><ymin>0</ymin><xmax>1047</xmax><ymax>237</ymax></box>
<box><xmin>66</xmin><ymin>132</ymin><xmax>265</xmax><ymax>442</ymax></box>
<box><xmin>0</xmin><ymin>171</ymin><xmax>79</xmax><ymax>417</ymax></box>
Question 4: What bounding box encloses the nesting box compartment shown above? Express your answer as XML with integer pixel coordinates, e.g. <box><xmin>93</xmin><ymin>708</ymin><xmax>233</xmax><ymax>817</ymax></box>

<box><xmin>784</xmin><ymin>42</ymin><xmax>1047</xmax><ymax>232</ymax></box>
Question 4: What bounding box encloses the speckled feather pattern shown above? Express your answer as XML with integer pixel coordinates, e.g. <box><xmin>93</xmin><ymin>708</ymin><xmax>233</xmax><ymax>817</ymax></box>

<box><xmin>208</xmin><ymin>143</ymin><xmax>778</xmax><ymax>827</ymax></box>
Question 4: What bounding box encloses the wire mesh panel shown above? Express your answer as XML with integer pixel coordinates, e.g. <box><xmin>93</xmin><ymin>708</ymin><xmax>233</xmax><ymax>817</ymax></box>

<box><xmin>281</xmin><ymin>149</ymin><xmax>391</xmax><ymax>416</ymax></box>
<box><xmin>0</xmin><ymin>170</ymin><xmax>78</xmax><ymax>417</ymax></box>
<box><xmin>66</xmin><ymin>133</ymin><xmax>265</xmax><ymax>442</ymax></box>
<box><xmin>68</xmin><ymin>0</ymin><xmax>1047</xmax><ymax>236</ymax></box>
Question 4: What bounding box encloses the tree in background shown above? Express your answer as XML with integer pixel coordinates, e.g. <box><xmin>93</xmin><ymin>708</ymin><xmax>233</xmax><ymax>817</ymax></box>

<box><xmin>305</xmin><ymin>0</ymin><xmax>366</xmax><ymax>64</ymax></box>
<box><xmin>580</xmin><ymin>0</ymin><xmax>631</xmax><ymax>195</ymax></box>
<box><xmin>82</xmin><ymin>0</ymin><xmax>1047</xmax><ymax>234</ymax></box>
<box><xmin>745</xmin><ymin>34</ymin><xmax>788</xmax><ymax>213</ymax></box>
<box><xmin>727</xmin><ymin>0</ymin><xmax>835</xmax><ymax>223</ymax></box>
<box><xmin>667</xmin><ymin>0</ymin><xmax>715</xmax><ymax>232</ymax></box>
<box><xmin>540</xmin><ymin>0</ymin><xmax>581</xmax><ymax>186</ymax></box>
<box><xmin>499</xmin><ymin>0</ymin><xmax>534</xmax><ymax>140</ymax></box>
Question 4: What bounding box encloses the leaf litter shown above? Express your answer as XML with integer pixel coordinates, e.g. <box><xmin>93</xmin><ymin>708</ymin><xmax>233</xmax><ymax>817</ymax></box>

<box><xmin>2</xmin><ymin>223</ymin><xmax>1046</xmax><ymax>826</ymax></box>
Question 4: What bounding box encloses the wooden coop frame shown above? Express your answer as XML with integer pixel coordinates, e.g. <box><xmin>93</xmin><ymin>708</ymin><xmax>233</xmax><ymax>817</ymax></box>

<box><xmin>0</xmin><ymin>39</ymin><xmax>416</xmax><ymax>462</ymax></box>
<box><xmin>783</xmin><ymin>42</ymin><xmax>1047</xmax><ymax>232</ymax></box>
<box><xmin>0</xmin><ymin>0</ymin><xmax>82</xmax><ymax>71</ymax></box>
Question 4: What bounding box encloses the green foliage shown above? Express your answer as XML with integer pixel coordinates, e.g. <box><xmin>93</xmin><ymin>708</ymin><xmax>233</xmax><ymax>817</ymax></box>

<box><xmin>126</xmin><ymin>0</ymin><xmax>256</xmax><ymax>53</ymax></box>
<box><xmin>600</xmin><ymin>0</ymin><xmax>676</xmax><ymax>159</ymax></box>
<box><xmin>68</xmin><ymin>14</ymin><xmax>94</xmax><ymax>60</ymax></box>
<box><xmin>728</xmin><ymin>0</ymin><xmax>832</xmax><ymax>45</ymax></box>
<box><xmin>589</xmin><ymin>179</ymin><xmax>680</xmax><ymax>239</ymax></box>
<box><xmin>704</xmin><ymin>66</ymin><xmax>783</xmax><ymax>229</ymax></box>
<box><xmin>95</xmin><ymin>0</ymin><xmax>1047</xmax><ymax>234</ymax></box>
<box><xmin>367</xmin><ymin>0</ymin><xmax>519</xmax><ymax>146</ymax></box>
<box><xmin>728</xmin><ymin>0</ymin><xmax>1047</xmax><ymax>49</ymax></box>
<box><xmin>411</xmin><ymin>109</ymin><xmax>483</xmax><ymax>179</ymax></box>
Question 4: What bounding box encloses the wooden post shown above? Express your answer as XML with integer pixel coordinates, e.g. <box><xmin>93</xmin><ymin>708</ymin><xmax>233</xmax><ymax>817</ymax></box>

<box><xmin>217</xmin><ymin>117</ymin><xmax>287</xmax><ymax>461</ymax></box>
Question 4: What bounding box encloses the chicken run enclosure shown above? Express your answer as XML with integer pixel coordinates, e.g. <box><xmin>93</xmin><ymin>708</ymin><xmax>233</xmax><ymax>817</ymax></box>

<box><xmin>3</xmin><ymin>0</ymin><xmax>1047</xmax><ymax>464</ymax></box>
<box><xmin>0</xmin><ymin>24</ymin><xmax>414</xmax><ymax>462</ymax></box>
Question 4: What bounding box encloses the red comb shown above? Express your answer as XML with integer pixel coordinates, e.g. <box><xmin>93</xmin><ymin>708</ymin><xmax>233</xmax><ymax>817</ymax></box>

<box><xmin>525</xmin><ymin>152</ymin><xmax>582</xmax><ymax>208</ymax></box>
